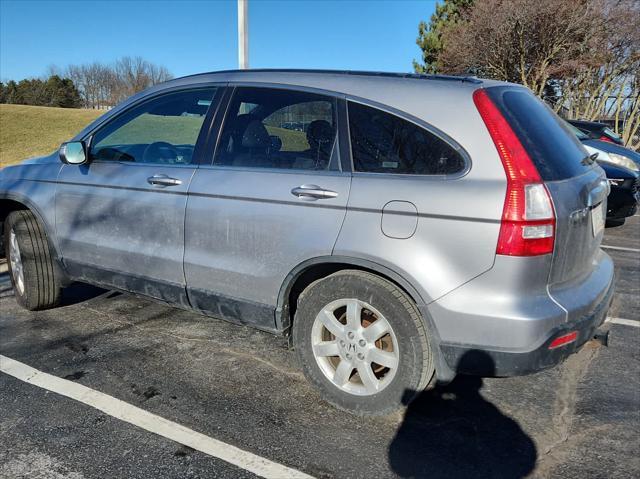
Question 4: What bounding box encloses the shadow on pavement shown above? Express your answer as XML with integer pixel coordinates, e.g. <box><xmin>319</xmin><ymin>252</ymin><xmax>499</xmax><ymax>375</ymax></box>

<box><xmin>60</xmin><ymin>282</ymin><xmax>109</xmax><ymax>306</ymax></box>
<box><xmin>389</xmin><ymin>351</ymin><xmax>536</xmax><ymax>479</ymax></box>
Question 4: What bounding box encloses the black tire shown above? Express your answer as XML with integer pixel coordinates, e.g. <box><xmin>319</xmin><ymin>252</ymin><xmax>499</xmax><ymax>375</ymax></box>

<box><xmin>4</xmin><ymin>210</ymin><xmax>62</xmax><ymax>310</ymax></box>
<box><xmin>293</xmin><ymin>270</ymin><xmax>434</xmax><ymax>416</ymax></box>
<box><xmin>605</xmin><ymin>218</ymin><xmax>625</xmax><ymax>228</ymax></box>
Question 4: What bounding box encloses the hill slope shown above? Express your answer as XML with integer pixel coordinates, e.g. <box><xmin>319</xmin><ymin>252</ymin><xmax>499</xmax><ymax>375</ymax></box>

<box><xmin>0</xmin><ymin>104</ymin><xmax>103</xmax><ymax>167</ymax></box>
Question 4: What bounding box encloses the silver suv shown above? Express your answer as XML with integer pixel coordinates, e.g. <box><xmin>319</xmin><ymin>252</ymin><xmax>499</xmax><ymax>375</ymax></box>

<box><xmin>0</xmin><ymin>70</ymin><xmax>614</xmax><ymax>415</ymax></box>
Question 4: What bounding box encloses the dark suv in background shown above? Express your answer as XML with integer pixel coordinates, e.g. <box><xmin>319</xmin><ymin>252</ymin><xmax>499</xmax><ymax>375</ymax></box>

<box><xmin>568</xmin><ymin>119</ymin><xmax>625</xmax><ymax>146</ymax></box>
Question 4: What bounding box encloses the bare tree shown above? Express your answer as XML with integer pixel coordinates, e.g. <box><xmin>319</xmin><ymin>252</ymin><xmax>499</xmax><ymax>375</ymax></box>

<box><xmin>439</xmin><ymin>0</ymin><xmax>601</xmax><ymax>96</ymax></box>
<box><xmin>112</xmin><ymin>56</ymin><xmax>173</xmax><ymax>103</ymax></box>
<box><xmin>65</xmin><ymin>56</ymin><xmax>173</xmax><ymax>110</ymax></box>
<box><xmin>551</xmin><ymin>0</ymin><xmax>640</xmax><ymax>148</ymax></box>
<box><xmin>434</xmin><ymin>0</ymin><xmax>640</xmax><ymax>149</ymax></box>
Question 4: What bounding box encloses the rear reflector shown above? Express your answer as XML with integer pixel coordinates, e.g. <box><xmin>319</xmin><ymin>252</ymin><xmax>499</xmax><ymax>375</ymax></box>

<box><xmin>548</xmin><ymin>331</ymin><xmax>578</xmax><ymax>349</ymax></box>
<box><xmin>473</xmin><ymin>89</ymin><xmax>556</xmax><ymax>256</ymax></box>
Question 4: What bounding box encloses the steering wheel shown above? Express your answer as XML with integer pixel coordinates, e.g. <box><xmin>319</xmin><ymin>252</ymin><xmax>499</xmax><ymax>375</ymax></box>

<box><xmin>141</xmin><ymin>141</ymin><xmax>181</xmax><ymax>164</ymax></box>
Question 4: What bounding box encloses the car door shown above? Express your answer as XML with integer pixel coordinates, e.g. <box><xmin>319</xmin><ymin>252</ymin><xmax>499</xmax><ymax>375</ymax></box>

<box><xmin>55</xmin><ymin>86</ymin><xmax>221</xmax><ymax>304</ymax></box>
<box><xmin>184</xmin><ymin>86</ymin><xmax>351</xmax><ymax>330</ymax></box>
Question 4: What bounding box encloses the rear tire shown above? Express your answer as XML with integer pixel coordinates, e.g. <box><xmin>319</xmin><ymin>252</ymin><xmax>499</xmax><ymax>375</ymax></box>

<box><xmin>4</xmin><ymin>210</ymin><xmax>62</xmax><ymax>310</ymax></box>
<box><xmin>293</xmin><ymin>270</ymin><xmax>434</xmax><ymax>416</ymax></box>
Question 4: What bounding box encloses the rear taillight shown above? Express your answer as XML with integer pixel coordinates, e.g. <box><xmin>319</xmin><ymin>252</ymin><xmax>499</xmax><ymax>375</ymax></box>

<box><xmin>473</xmin><ymin>89</ymin><xmax>555</xmax><ymax>256</ymax></box>
<box><xmin>598</xmin><ymin>135</ymin><xmax>613</xmax><ymax>143</ymax></box>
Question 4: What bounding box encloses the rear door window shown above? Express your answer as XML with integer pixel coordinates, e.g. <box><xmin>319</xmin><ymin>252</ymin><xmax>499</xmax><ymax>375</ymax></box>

<box><xmin>347</xmin><ymin>101</ymin><xmax>465</xmax><ymax>175</ymax></box>
<box><xmin>214</xmin><ymin>88</ymin><xmax>338</xmax><ymax>171</ymax></box>
<box><xmin>485</xmin><ymin>87</ymin><xmax>592</xmax><ymax>181</ymax></box>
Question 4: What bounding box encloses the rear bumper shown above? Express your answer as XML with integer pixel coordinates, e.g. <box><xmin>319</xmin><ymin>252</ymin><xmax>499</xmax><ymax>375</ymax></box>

<box><xmin>427</xmin><ymin>251</ymin><xmax>615</xmax><ymax>380</ymax></box>
<box><xmin>439</xmin><ymin>277</ymin><xmax>614</xmax><ymax>376</ymax></box>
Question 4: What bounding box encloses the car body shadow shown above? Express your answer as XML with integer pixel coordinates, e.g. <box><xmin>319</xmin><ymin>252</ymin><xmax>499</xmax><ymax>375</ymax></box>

<box><xmin>388</xmin><ymin>350</ymin><xmax>536</xmax><ymax>478</ymax></box>
<box><xmin>60</xmin><ymin>282</ymin><xmax>110</xmax><ymax>306</ymax></box>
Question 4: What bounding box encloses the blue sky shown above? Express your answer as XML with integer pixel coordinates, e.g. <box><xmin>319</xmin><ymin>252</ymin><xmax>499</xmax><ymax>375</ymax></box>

<box><xmin>0</xmin><ymin>0</ymin><xmax>436</xmax><ymax>81</ymax></box>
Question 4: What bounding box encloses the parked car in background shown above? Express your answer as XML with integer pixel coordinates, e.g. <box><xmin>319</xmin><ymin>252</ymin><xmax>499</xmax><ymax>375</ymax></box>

<box><xmin>598</xmin><ymin>162</ymin><xmax>639</xmax><ymax>227</ymax></box>
<box><xmin>568</xmin><ymin>119</ymin><xmax>625</xmax><ymax>145</ymax></box>
<box><xmin>0</xmin><ymin>70</ymin><xmax>614</xmax><ymax>415</ymax></box>
<box><xmin>582</xmin><ymin>138</ymin><xmax>640</xmax><ymax>171</ymax></box>
<box><xmin>566</xmin><ymin>122</ymin><xmax>639</xmax><ymax>227</ymax></box>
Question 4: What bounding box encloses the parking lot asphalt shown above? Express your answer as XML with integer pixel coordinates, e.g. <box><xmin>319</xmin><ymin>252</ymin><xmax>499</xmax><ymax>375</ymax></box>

<box><xmin>1</xmin><ymin>215</ymin><xmax>639</xmax><ymax>479</ymax></box>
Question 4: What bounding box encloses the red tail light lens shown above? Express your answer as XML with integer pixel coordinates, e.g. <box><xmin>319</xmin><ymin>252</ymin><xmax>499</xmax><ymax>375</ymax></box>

<box><xmin>548</xmin><ymin>331</ymin><xmax>578</xmax><ymax>349</ymax></box>
<box><xmin>599</xmin><ymin>135</ymin><xmax>613</xmax><ymax>143</ymax></box>
<box><xmin>473</xmin><ymin>89</ymin><xmax>555</xmax><ymax>256</ymax></box>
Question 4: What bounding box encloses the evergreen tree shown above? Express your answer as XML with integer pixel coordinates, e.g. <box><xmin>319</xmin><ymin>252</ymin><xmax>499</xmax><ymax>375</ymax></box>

<box><xmin>4</xmin><ymin>80</ymin><xmax>21</xmax><ymax>104</ymax></box>
<box><xmin>413</xmin><ymin>0</ymin><xmax>474</xmax><ymax>74</ymax></box>
<box><xmin>44</xmin><ymin>75</ymin><xmax>82</xmax><ymax>108</ymax></box>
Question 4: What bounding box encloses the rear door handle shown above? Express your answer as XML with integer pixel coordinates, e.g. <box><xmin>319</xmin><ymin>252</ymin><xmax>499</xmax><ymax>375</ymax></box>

<box><xmin>147</xmin><ymin>174</ymin><xmax>182</xmax><ymax>187</ymax></box>
<box><xmin>291</xmin><ymin>184</ymin><xmax>338</xmax><ymax>200</ymax></box>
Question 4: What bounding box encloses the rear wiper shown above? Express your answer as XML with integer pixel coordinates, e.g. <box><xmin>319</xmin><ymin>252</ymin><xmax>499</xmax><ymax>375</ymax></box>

<box><xmin>581</xmin><ymin>152</ymin><xmax>598</xmax><ymax>166</ymax></box>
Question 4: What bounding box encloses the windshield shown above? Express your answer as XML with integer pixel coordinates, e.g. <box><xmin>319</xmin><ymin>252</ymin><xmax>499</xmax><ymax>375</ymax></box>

<box><xmin>565</xmin><ymin>121</ymin><xmax>589</xmax><ymax>140</ymax></box>
<box><xmin>603</xmin><ymin>127</ymin><xmax>622</xmax><ymax>140</ymax></box>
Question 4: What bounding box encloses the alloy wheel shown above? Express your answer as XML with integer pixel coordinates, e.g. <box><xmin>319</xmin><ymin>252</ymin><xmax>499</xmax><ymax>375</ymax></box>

<box><xmin>311</xmin><ymin>298</ymin><xmax>399</xmax><ymax>396</ymax></box>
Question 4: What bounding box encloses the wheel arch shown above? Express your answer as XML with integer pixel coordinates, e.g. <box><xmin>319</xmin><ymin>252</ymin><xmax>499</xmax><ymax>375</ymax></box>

<box><xmin>0</xmin><ymin>195</ymin><xmax>67</xmax><ymax>280</ymax></box>
<box><xmin>276</xmin><ymin>256</ymin><xmax>428</xmax><ymax>331</ymax></box>
<box><xmin>276</xmin><ymin>255</ymin><xmax>456</xmax><ymax>384</ymax></box>
<box><xmin>0</xmin><ymin>197</ymin><xmax>31</xmax><ymax>259</ymax></box>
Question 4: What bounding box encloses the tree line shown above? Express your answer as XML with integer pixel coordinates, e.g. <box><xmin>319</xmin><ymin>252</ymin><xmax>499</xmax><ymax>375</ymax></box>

<box><xmin>414</xmin><ymin>0</ymin><xmax>640</xmax><ymax>150</ymax></box>
<box><xmin>0</xmin><ymin>76</ymin><xmax>82</xmax><ymax>108</ymax></box>
<box><xmin>0</xmin><ymin>56</ymin><xmax>173</xmax><ymax>110</ymax></box>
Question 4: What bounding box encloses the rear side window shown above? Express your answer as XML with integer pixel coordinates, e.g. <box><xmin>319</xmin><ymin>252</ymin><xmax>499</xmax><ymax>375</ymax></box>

<box><xmin>485</xmin><ymin>87</ymin><xmax>591</xmax><ymax>181</ymax></box>
<box><xmin>347</xmin><ymin>102</ymin><xmax>465</xmax><ymax>175</ymax></box>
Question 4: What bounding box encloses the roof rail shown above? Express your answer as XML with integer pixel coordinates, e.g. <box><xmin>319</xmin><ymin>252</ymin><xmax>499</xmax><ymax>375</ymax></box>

<box><xmin>179</xmin><ymin>68</ymin><xmax>483</xmax><ymax>84</ymax></box>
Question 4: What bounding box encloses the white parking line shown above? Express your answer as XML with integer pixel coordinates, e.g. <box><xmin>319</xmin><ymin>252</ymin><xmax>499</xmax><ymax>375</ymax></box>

<box><xmin>600</xmin><ymin>244</ymin><xmax>640</xmax><ymax>253</ymax></box>
<box><xmin>0</xmin><ymin>355</ymin><xmax>314</xmax><ymax>479</ymax></box>
<box><xmin>606</xmin><ymin>317</ymin><xmax>640</xmax><ymax>328</ymax></box>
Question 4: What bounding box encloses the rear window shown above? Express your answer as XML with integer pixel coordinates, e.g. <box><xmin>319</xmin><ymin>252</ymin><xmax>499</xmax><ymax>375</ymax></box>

<box><xmin>486</xmin><ymin>87</ymin><xmax>592</xmax><ymax>181</ymax></box>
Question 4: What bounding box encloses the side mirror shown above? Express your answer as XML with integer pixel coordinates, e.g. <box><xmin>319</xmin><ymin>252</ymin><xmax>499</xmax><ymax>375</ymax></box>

<box><xmin>59</xmin><ymin>141</ymin><xmax>88</xmax><ymax>165</ymax></box>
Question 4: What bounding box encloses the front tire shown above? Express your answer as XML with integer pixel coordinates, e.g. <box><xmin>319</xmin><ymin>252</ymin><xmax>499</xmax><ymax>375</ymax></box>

<box><xmin>4</xmin><ymin>210</ymin><xmax>62</xmax><ymax>310</ymax></box>
<box><xmin>293</xmin><ymin>270</ymin><xmax>434</xmax><ymax>416</ymax></box>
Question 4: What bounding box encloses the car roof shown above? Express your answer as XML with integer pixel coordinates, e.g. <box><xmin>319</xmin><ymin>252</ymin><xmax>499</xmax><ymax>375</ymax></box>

<box><xmin>73</xmin><ymin>69</ymin><xmax>515</xmax><ymax>142</ymax></box>
<box><xmin>568</xmin><ymin>119</ymin><xmax>607</xmax><ymax>129</ymax></box>
<box><xmin>149</xmin><ymin>68</ymin><xmax>515</xmax><ymax>98</ymax></box>
<box><xmin>178</xmin><ymin>68</ymin><xmax>484</xmax><ymax>84</ymax></box>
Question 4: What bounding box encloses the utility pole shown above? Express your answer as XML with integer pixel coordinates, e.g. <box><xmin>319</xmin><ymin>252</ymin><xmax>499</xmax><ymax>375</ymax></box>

<box><xmin>238</xmin><ymin>0</ymin><xmax>249</xmax><ymax>69</ymax></box>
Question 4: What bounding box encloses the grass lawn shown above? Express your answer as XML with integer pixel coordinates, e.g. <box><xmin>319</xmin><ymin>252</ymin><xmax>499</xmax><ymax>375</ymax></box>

<box><xmin>0</xmin><ymin>104</ymin><xmax>103</xmax><ymax>168</ymax></box>
<box><xmin>265</xmin><ymin>125</ymin><xmax>309</xmax><ymax>151</ymax></box>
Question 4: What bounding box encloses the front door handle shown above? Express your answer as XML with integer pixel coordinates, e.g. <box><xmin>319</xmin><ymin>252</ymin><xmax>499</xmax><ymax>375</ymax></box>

<box><xmin>291</xmin><ymin>184</ymin><xmax>338</xmax><ymax>200</ymax></box>
<box><xmin>147</xmin><ymin>174</ymin><xmax>182</xmax><ymax>187</ymax></box>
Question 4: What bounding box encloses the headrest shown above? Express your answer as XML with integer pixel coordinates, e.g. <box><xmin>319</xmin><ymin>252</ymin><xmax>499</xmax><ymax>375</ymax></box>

<box><xmin>306</xmin><ymin>120</ymin><xmax>334</xmax><ymax>148</ymax></box>
<box><xmin>242</xmin><ymin>120</ymin><xmax>271</xmax><ymax>149</ymax></box>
